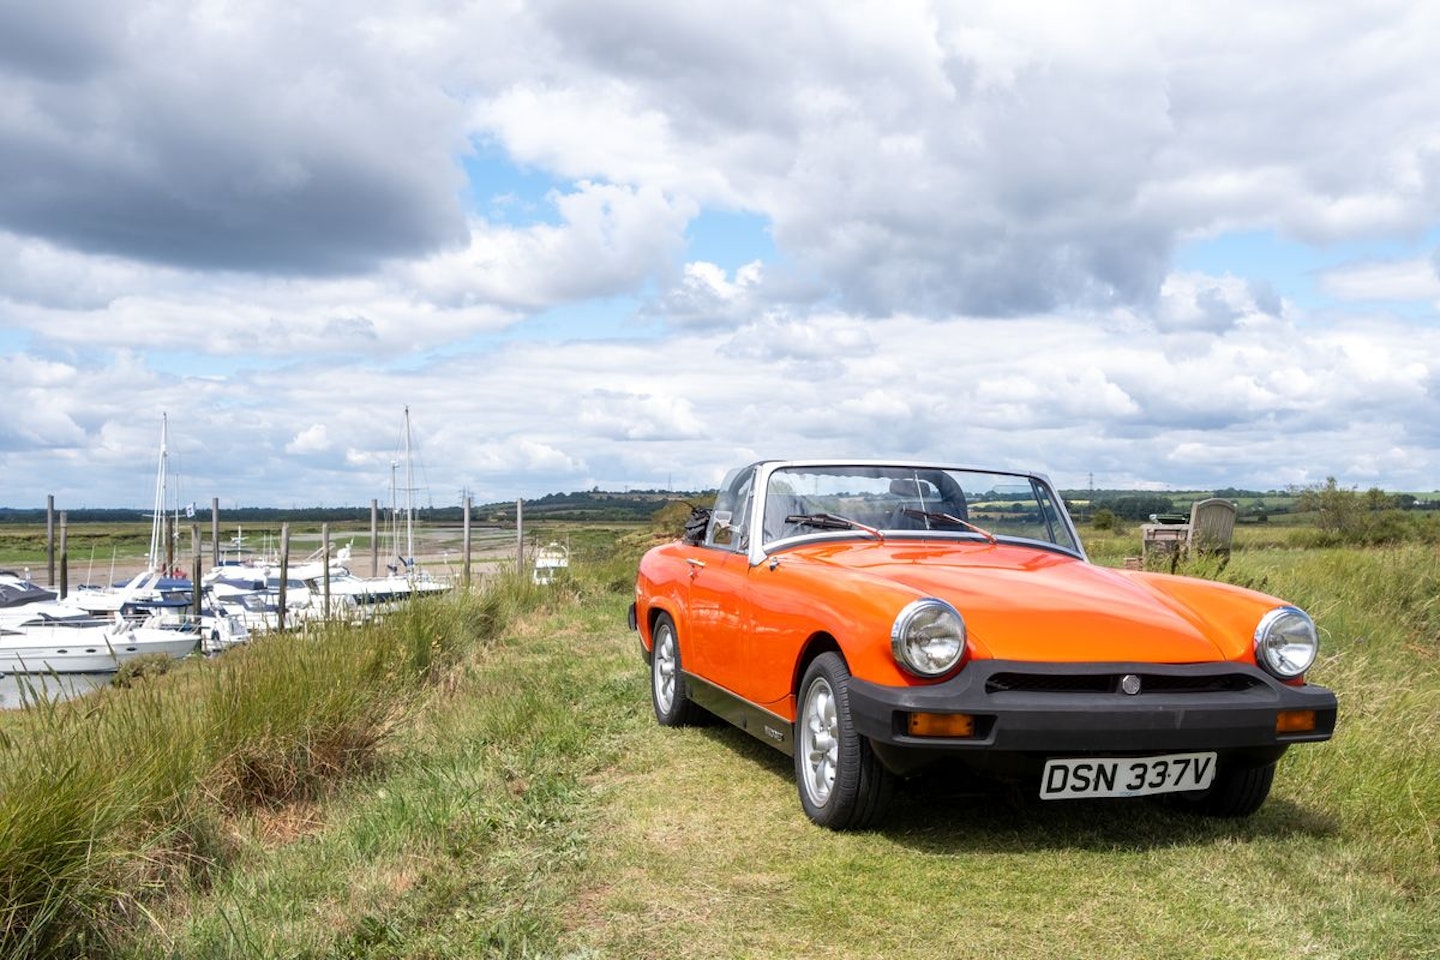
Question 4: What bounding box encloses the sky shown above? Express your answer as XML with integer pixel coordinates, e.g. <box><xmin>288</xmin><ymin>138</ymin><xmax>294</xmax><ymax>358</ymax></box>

<box><xmin>3</xmin><ymin>1</ymin><xmax>1440</xmax><ymax>510</ymax></box>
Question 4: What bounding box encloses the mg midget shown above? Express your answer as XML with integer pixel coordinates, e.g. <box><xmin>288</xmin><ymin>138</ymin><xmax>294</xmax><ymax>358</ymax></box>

<box><xmin>629</xmin><ymin>460</ymin><xmax>1337</xmax><ymax>830</ymax></box>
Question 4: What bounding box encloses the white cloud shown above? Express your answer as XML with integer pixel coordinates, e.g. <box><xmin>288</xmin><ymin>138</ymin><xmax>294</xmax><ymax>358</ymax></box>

<box><xmin>6</xmin><ymin>288</ymin><xmax>1439</xmax><ymax>508</ymax></box>
<box><xmin>3</xmin><ymin>1</ymin><xmax>1440</xmax><ymax>506</ymax></box>
<box><xmin>649</xmin><ymin>260</ymin><xmax>766</xmax><ymax>330</ymax></box>
<box><xmin>1319</xmin><ymin>257</ymin><xmax>1440</xmax><ymax>302</ymax></box>
<box><xmin>1154</xmin><ymin>273</ymin><xmax>1282</xmax><ymax>334</ymax></box>
<box><xmin>407</xmin><ymin>183</ymin><xmax>695</xmax><ymax>310</ymax></box>
<box><xmin>578</xmin><ymin>391</ymin><xmax>705</xmax><ymax>441</ymax></box>
<box><xmin>285</xmin><ymin>424</ymin><xmax>331</xmax><ymax>455</ymax></box>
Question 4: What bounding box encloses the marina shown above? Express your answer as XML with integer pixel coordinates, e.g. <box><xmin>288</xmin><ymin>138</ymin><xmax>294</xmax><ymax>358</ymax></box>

<box><xmin>0</xmin><ymin>410</ymin><xmax>545</xmax><ymax>703</ymax></box>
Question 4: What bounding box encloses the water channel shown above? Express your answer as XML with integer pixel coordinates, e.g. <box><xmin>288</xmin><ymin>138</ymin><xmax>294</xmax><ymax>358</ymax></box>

<box><xmin>1</xmin><ymin>672</ymin><xmax>112</xmax><ymax>710</ymax></box>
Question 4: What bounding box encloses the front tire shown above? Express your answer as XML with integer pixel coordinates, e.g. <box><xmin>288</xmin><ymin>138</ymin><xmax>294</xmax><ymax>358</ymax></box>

<box><xmin>650</xmin><ymin>613</ymin><xmax>703</xmax><ymax>727</ymax></box>
<box><xmin>795</xmin><ymin>653</ymin><xmax>895</xmax><ymax>830</ymax></box>
<box><xmin>1169</xmin><ymin>760</ymin><xmax>1275</xmax><ymax>817</ymax></box>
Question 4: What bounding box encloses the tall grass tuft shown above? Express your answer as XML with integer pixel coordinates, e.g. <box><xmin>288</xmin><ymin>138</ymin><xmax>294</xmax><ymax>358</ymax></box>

<box><xmin>0</xmin><ymin>681</ymin><xmax>204</xmax><ymax>957</ymax></box>
<box><xmin>1082</xmin><ymin>533</ymin><xmax>1440</xmax><ymax>892</ymax></box>
<box><xmin>0</xmin><ymin>581</ymin><xmax>542</xmax><ymax>959</ymax></box>
<box><xmin>1217</xmin><ymin>545</ymin><xmax>1440</xmax><ymax>889</ymax></box>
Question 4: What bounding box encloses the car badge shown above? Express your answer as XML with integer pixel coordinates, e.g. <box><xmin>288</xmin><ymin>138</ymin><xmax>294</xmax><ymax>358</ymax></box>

<box><xmin>1120</xmin><ymin>674</ymin><xmax>1142</xmax><ymax>696</ymax></box>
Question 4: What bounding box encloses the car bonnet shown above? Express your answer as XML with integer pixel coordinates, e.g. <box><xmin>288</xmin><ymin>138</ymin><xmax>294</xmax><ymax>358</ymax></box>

<box><xmin>791</xmin><ymin>540</ymin><xmax>1257</xmax><ymax>663</ymax></box>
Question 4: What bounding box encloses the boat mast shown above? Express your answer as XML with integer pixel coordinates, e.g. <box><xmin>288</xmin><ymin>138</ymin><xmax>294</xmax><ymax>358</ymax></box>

<box><xmin>403</xmin><ymin>406</ymin><xmax>415</xmax><ymax>565</ymax></box>
<box><xmin>389</xmin><ymin>458</ymin><xmax>399</xmax><ymax>564</ymax></box>
<box><xmin>148</xmin><ymin>413</ymin><xmax>168</xmax><ymax>571</ymax></box>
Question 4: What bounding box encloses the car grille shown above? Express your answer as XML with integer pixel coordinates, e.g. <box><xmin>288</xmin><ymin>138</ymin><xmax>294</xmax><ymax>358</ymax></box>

<box><xmin>984</xmin><ymin>672</ymin><xmax>1262</xmax><ymax>695</ymax></box>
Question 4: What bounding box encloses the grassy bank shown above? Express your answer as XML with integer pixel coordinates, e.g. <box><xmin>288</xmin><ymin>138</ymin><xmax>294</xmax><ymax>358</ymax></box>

<box><xmin>0</xmin><ymin>575</ymin><xmax>552</xmax><ymax>959</ymax></box>
<box><xmin>3</xmin><ymin>534</ymin><xmax>1438</xmax><ymax>958</ymax></box>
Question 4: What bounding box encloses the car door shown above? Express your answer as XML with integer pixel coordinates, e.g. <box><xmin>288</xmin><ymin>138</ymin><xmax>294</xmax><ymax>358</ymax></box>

<box><xmin>682</xmin><ymin>467</ymin><xmax>756</xmax><ymax>694</ymax></box>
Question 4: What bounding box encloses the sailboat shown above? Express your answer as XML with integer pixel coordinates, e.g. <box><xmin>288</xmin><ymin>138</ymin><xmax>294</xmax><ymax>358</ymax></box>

<box><xmin>326</xmin><ymin>407</ymin><xmax>449</xmax><ymax>608</ymax></box>
<box><xmin>203</xmin><ymin>408</ymin><xmax>447</xmax><ymax>628</ymax></box>
<box><xmin>1</xmin><ymin>416</ymin><xmax>204</xmax><ymax>673</ymax></box>
<box><xmin>70</xmin><ymin>414</ymin><xmax>247</xmax><ymax>652</ymax></box>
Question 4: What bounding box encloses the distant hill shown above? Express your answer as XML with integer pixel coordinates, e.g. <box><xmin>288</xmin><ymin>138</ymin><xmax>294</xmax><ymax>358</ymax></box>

<box><xmin>0</xmin><ymin>490</ymin><xmax>709</xmax><ymax>526</ymax></box>
<box><xmin>5</xmin><ymin>484</ymin><xmax>1435</xmax><ymax>526</ymax></box>
<box><xmin>472</xmin><ymin>489</ymin><xmax>707</xmax><ymax>522</ymax></box>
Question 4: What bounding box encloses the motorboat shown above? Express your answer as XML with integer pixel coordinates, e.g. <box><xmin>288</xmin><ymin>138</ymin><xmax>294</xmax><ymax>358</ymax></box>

<box><xmin>0</xmin><ymin>604</ymin><xmax>198</xmax><ymax>674</ymax></box>
<box><xmin>0</xmin><ymin>570</ymin><xmax>56</xmax><ymax>608</ymax></box>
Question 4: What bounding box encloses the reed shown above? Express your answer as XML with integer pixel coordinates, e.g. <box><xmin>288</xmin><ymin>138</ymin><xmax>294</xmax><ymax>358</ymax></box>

<box><xmin>1060</xmin><ymin>531</ymin><xmax>1438</xmax><ymax>891</ymax></box>
<box><xmin>1219</xmin><ymin>545</ymin><xmax>1440</xmax><ymax>888</ymax></box>
<box><xmin>0</xmin><ymin>578</ymin><xmax>538</xmax><ymax>959</ymax></box>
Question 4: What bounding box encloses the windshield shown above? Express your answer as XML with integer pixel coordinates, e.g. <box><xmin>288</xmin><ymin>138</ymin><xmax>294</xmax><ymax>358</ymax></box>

<box><xmin>761</xmin><ymin>464</ymin><xmax>1079</xmax><ymax>553</ymax></box>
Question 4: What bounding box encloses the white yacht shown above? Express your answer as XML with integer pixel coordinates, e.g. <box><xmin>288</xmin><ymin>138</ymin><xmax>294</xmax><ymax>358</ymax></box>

<box><xmin>1</xmin><ymin>591</ymin><xmax>198</xmax><ymax>674</ymax></box>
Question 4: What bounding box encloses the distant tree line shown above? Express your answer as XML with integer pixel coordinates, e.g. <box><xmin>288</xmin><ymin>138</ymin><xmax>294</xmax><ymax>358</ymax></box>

<box><xmin>1081</xmin><ymin>495</ymin><xmax>1178</xmax><ymax>521</ymax></box>
<box><xmin>1289</xmin><ymin>478</ymin><xmax>1437</xmax><ymax>545</ymax></box>
<box><xmin>0</xmin><ymin>505</ymin><xmax>380</xmax><ymax>525</ymax></box>
<box><xmin>0</xmin><ymin>490</ymin><xmax>707</xmax><ymax>526</ymax></box>
<box><xmin>6</xmin><ymin>483</ymin><xmax>1432</xmax><ymax>528</ymax></box>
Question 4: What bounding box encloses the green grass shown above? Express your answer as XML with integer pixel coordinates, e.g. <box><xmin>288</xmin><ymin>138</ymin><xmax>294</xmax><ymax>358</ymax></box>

<box><xmin>0</xmin><ymin>525</ymin><xmax>153</xmax><ymax>569</ymax></box>
<box><xmin>532</xmin><ymin>546</ymin><xmax>1440</xmax><ymax>960</ymax></box>
<box><xmin>0</xmin><ymin>581</ymin><xmax>542</xmax><ymax>959</ymax></box>
<box><xmin>2</xmin><ymin>532</ymin><xmax>1437</xmax><ymax>959</ymax></box>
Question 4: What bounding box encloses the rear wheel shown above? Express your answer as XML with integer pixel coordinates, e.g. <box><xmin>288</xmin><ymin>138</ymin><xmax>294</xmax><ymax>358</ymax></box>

<box><xmin>795</xmin><ymin>653</ymin><xmax>894</xmax><ymax>830</ymax></box>
<box><xmin>1169</xmin><ymin>760</ymin><xmax>1275</xmax><ymax>817</ymax></box>
<box><xmin>650</xmin><ymin>613</ymin><xmax>703</xmax><ymax>726</ymax></box>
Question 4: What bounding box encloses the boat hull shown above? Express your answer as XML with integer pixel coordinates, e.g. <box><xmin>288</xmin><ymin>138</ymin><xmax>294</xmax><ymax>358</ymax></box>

<box><xmin>0</xmin><ymin>624</ymin><xmax>198</xmax><ymax>674</ymax></box>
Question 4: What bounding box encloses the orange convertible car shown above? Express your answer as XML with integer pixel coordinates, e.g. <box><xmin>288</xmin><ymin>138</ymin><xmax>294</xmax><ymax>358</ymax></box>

<box><xmin>630</xmin><ymin>460</ymin><xmax>1337</xmax><ymax>829</ymax></box>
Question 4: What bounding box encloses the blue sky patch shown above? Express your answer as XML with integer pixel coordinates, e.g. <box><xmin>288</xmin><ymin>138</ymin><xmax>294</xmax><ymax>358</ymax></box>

<box><xmin>1176</xmin><ymin>227</ymin><xmax>1440</xmax><ymax>313</ymax></box>
<box><xmin>684</xmin><ymin>209</ymin><xmax>774</xmax><ymax>272</ymax></box>
<box><xmin>462</xmin><ymin>145</ymin><xmax>564</xmax><ymax>227</ymax></box>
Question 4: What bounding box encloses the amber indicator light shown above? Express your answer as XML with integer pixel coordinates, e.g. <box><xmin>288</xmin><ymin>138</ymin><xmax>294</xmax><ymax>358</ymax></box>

<box><xmin>907</xmin><ymin>712</ymin><xmax>976</xmax><ymax>737</ymax></box>
<box><xmin>1275</xmin><ymin>710</ymin><xmax>1317</xmax><ymax>734</ymax></box>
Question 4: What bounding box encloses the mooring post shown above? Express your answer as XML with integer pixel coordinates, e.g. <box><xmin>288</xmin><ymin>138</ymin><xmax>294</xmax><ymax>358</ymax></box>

<box><xmin>211</xmin><ymin>497</ymin><xmax>220</xmax><ymax>567</ymax></box>
<box><xmin>46</xmin><ymin>495</ymin><xmax>55</xmax><ymax>587</ymax></box>
<box><xmin>516</xmin><ymin>499</ymin><xmax>524</xmax><ymax>576</ymax></box>
<box><xmin>463</xmin><ymin>496</ymin><xmax>472</xmax><ymax>590</ymax></box>
<box><xmin>322</xmin><ymin>522</ymin><xmax>331</xmax><ymax>621</ymax></box>
<box><xmin>191</xmin><ymin>523</ymin><xmax>202</xmax><ymax>622</ymax></box>
<box><xmin>277</xmin><ymin>523</ymin><xmax>290</xmax><ymax>632</ymax></box>
<box><xmin>58</xmin><ymin>511</ymin><xmax>68</xmax><ymax>599</ymax></box>
<box><xmin>370</xmin><ymin>499</ymin><xmax>379</xmax><ymax>578</ymax></box>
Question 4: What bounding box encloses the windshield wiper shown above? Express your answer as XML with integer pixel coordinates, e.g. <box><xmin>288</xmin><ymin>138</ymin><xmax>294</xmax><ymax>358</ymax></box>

<box><xmin>901</xmin><ymin>509</ymin><xmax>998</xmax><ymax>544</ymax></box>
<box><xmin>785</xmin><ymin>512</ymin><xmax>885</xmax><ymax>541</ymax></box>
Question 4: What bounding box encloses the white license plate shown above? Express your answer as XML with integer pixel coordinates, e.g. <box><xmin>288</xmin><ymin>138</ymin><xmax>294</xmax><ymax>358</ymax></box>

<box><xmin>1040</xmin><ymin>752</ymin><xmax>1217</xmax><ymax>800</ymax></box>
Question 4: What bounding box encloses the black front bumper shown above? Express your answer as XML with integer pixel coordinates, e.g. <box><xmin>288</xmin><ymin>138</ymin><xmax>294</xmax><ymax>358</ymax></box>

<box><xmin>846</xmin><ymin>660</ymin><xmax>1338</xmax><ymax>776</ymax></box>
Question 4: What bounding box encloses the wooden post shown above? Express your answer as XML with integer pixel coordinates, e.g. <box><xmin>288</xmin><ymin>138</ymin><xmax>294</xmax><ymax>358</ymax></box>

<box><xmin>191</xmin><ymin>523</ymin><xmax>202</xmax><ymax>622</ymax></box>
<box><xmin>463</xmin><ymin>496</ymin><xmax>472</xmax><ymax>589</ymax></box>
<box><xmin>516</xmin><ymin>499</ymin><xmax>524</xmax><ymax>576</ymax></box>
<box><xmin>322</xmin><ymin>522</ymin><xmax>331</xmax><ymax>621</ymax></box>
<box><xmin>58</xmin><ymin>511</ymin><xmax>68</xmax><ymax>599</ymax></box>
<box><xmin>211</xmin><ymin>497</ymin><xmax>220</xmax><ymax>567</ymax></box>
<box><xmin>46</xmin><ymin>495</ymin><xmax>55</xmax><ymax>587</ymax></box>
<box><xmin>277</xmin><ymin>522</ymin><xmax>290</xmax><ymax>632</ymax></box>
<box><xmin>370</xmin><ymin>499</ymin><xmax>379</xmax><ymax>578</ymax></box>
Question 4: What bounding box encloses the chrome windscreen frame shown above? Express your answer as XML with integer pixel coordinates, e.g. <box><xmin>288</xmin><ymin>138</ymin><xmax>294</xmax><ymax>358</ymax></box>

<box><xmin>743</xmin><ymin>459</ymin><xmax>1088</xmax><ymax>567</ymax></box>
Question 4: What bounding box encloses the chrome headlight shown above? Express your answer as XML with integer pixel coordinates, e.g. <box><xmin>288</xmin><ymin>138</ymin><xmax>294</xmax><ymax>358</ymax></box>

<box><xmin>891</xmin><ymin>598</ymin><xmax>966</xmax><ymax>677</ymax></box>
<box><xmin>1254</xmin><ymin>606</ymin><xmax>1318</xmax><ymax>679</ymax></box>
